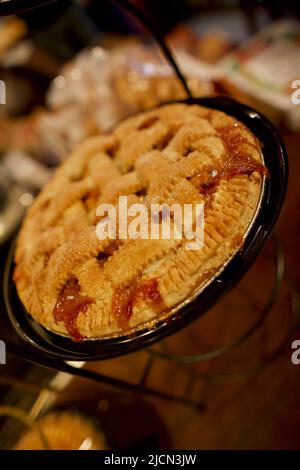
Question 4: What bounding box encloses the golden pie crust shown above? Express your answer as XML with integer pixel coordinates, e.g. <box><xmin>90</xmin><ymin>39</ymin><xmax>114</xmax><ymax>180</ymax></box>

<box><xmin>14</xmin><ymin>103</ymin><xmax>266</xmax><ymax>341</ymax></box>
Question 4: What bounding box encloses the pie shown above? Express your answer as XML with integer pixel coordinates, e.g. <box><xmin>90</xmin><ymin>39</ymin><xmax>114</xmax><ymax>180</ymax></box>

<box><xmin>13</xmin><ymin>103</ymin><xmax>267</xmax><ymax>341</ymax></box>
<box><xmin>14</xmin><ymin>412</ymin><xmax>108</xmax><ymax>450</ymax></box>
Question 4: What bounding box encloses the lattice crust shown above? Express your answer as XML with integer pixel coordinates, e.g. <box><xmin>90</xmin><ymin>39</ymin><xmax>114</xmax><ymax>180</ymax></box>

<box><xmin>14</xmin><ymin>103</ymin><xmax>265</xmax><ymax>341</ymax></box>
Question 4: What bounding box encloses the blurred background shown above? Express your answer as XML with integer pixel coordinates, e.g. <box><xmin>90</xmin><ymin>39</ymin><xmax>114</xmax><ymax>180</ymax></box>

<box><xmin>0</xmin><ymin>0</ymin><xmax>299</xmax><ymax>450</ymax></box>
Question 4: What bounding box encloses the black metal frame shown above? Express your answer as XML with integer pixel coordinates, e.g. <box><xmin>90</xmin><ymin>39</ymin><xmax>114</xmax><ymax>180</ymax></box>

<box><xmin>2</xmin><ymin>238</ymin><xmax>298</xmax><ymax>410</ymax></box>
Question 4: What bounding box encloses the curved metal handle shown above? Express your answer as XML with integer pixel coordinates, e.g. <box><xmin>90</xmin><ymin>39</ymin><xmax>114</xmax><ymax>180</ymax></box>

<box><xmin>110</xmin><ymin>0</ymin><xmax>192</xmax><ymax>98</ymax></box>
<box><xmin>0</xmin><ymin>0</ymin><xmax>58</xmax><ymax>15</ymax></box>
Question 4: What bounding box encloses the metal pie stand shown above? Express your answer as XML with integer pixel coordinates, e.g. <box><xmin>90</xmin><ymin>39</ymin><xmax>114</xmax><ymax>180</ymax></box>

<box><xmin>0</xmin><ymin>0</ymin><xmax>292</xmax><ymax>410</ymax></box>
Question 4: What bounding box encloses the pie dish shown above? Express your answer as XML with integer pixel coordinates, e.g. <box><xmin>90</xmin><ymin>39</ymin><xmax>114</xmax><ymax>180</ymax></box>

<box><xmin>13</xmin><ymin>103</ymin><xmax>267</xmax><ymax>342</ymax></box>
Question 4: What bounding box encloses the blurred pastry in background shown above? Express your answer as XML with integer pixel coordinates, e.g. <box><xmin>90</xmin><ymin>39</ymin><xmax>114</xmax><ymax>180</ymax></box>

<box><xmin>111</xmin><ymin>44</ymin><xmax>213</xmax><ymax>111</ymax></box>
<box><xmin>14</xmin><ymin>411</ymin><xmax>108</xmax><ymax>450</ymax></box>
<box><xmin>0</xmin><ymin>17</ymin><xmax>27</xmax><ymax>56</ymax></box>
<box><xmin>168</xmin><ymin>24</ymin><xmax>235</xmax><ymax>64</ymax></box>
<box><xmin>38</xmin><ymin>43</ymin><xmax>213</xmax><ymax>161</ymax></box>
<box><xmin>0</xmin><ymin>37</ymin><xmax>214</xmax><ymax>168</ymax></box>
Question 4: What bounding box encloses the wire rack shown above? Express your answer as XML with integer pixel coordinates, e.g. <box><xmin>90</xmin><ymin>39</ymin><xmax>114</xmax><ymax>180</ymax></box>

<box><xmin>3</xmin><ymin>235</ymin><xmax>298</xmax><ymax>411</ymax></box>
